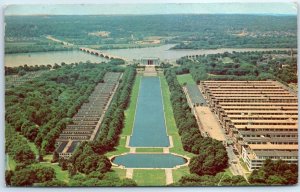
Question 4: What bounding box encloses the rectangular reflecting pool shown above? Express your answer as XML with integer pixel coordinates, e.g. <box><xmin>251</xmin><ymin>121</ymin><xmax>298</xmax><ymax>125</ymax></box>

<box><xmin>129</xmin><ymin>77</ymin><xmax>170</xmax><ymax>147</ymax></box>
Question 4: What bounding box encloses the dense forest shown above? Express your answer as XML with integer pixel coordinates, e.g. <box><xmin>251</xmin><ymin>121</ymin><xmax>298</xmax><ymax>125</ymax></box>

<box><xmin>5</xmin><ymin>63</ymin><xmax>138</xmax><ymax>186</ymax></box>
<box><xmin>175</xmin><ymin>50</ymin><xmax>297</xmax><ymax>85</ymax></box>
<box><xmin>5</xmin><ymin>14</ymin><xmax>297</xmax><ymax>53</ymax></box>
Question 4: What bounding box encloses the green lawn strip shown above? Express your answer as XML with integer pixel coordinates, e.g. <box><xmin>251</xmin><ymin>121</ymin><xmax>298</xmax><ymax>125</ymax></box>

<box><xmin>28</xmin><ymin>141</ymin><xmax>39</xmax><ymax>158</ymax></box>
<box><xmin>6</xmin><ymin>155</ymin><xmax>16</xmax><ymax>171</ymax></box>
<box><xmin>43</xmin><ymin>154</ymin><xmax>53</xmax><ymax>163</ymax></box>
<box><xmin>112</xmin><ymin>168</ymin><xmax>126</xmax><ymax>179</ymax></box>
<box><xmin>123</xmin><ymin>75</ymin><xmax>142</xmax><ymax>136</ymax></box>
<box><xmin>223</xmin><ymin>168</ymin><xmax>233</xmax><ymax>177</ymax></box>
<box><xmin>38</xmin><ymin>163</ymin><xmax>70</xmax><ymax>183</ymax></box>
<box><xmin>160</xmin><ymin>76</ymin><xmax>194</xmax><ymax>158</ymax></box>
<box><xmin>176</xmin><ymin>74</ymin><xmax>196</xmax><ymax>86</ymax></box>
<box><xmin>133</xmin><ymin>169</ymin><xmax>166</xmax><ymax>186</ymax></box>
<box><xmin>135</xmin><ymin>148</ymin><xmax>163</xmax><ymax>153</ymax></box>
<box><xmin>106</xmin><ymin>75</ymin><xmax>141</xmax><ymax>157</ymax></box>
<box><xmin>172</xmin><ymin>166</ymin><xmax>190</xmax><ymax>183</ymax></box>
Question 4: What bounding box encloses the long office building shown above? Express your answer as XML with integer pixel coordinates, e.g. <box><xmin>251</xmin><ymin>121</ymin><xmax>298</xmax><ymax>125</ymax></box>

<box><xmin>55</xmin><ymin>72</ymin><xmax>122</xmax><ymax>158</ymax></box>
<box><xmin>199</xmin><ymin>80</ymin><xmax>298</xmax><ymax>170</ymax></box>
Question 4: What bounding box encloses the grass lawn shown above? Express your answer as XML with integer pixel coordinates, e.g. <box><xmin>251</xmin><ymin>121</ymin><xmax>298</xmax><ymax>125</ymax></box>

<box><xmin>28</xmin><ymin>141</ymin><xmax>39</xmax><ymax>158</ymax></box>
<box><xmin>176</xmin><ymin>74</ymin><xmax>196</xmax><ymax>86</ymax></box>
<box><xmin>222</xmin><ymin>57</ymin><xmax>234</xmax><ymax>64</ymax></box>
<box><xmin>172</xmin><ymin>166</ymin><xmax>190</xmax><ymax>183</ymax></box>
<box><xmin>38</xmin><ymin>163</ymin><xmax>70</xmax><ymax>183</ymax></box>
<box><xmin>106</xmin><ymin>75</ymin><xmax>141</xmax><ymax>157</ymax></box>
<box><xmin>112</xmin><ymin>168</ymin><xmax>126</xmax><ymax>179</ymax></box>
<box><xmin>6</xmin><ymin>155</ymin><xmax>16</xmax><ymax>171</ymax></box>
<box><xmin>160</xmin><ymin>76</ymin><xmax>194</xmax><ymax>158</ymax></box>
<box><xmin>123</xmin><ymin>75</ymin><xmax>142</xmax><ymax>136</ymax></box>
<box><xmin>133</xmin><ymin>169</ymin><xmax>166</xmax><ymax>186</ymax></box>
<box><xmin>43</xmin><ymin>154</ymin><xmax>53</xmax><ymax>163</ymax></box>
<box><xmin>135</xmin><ymin>148</ymin><xmax>163</xmax><ymax>153</ymax></box>
<box><xmin>223</xmin><ymin>168</ymin><xmax>233</xmax><ymax>177</ymax></box>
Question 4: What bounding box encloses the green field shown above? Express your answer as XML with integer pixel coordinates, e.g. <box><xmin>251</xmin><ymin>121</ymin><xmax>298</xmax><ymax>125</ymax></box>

<box><xmin>112</xmin><ymin>168</ymin><xmax>127</xmax><ymax>179</ymax></box>
<box><xmin>176</xmin><ymin>74</ymin><xmax>196</xmax><ymax>85</ymax></box>
<box><xmin>135</xmin><ymin>148</ymin><xmax>164</xmax><ymax>153</ymax></box>
<box><xmin>133</xmin><ymin>169</ymin><xmax>166</xmax><ymax>186</ymax></box>
<box><xmin>172</xmin><ymin>166</ymin><xmax>190</xmax><ymax>183</ymax></box>
<box><xmin>222</xmin><ymin>57</ymin><xmax>234</xmax><ymax>63</ymax></box>
<box><xmin>123</xmin><ymin>75</ymin><xmax>142</xmax><ymax>136</ymax></box>
<box><xmin>6</xmin><ymin>155</ymin><xmax>16</xmax><ymax>171</ymax></box>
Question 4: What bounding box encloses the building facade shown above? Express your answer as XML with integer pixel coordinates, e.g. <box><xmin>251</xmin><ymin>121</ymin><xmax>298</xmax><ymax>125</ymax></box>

<box><xmin>140</xmin><ymin>57</ymin><xmax>160</xmax><ymax>66</ymax></box>
<box><xmin>199</xmin><ymin>80</ymin><xmax>298</xmax><ymax>170</ymax></box>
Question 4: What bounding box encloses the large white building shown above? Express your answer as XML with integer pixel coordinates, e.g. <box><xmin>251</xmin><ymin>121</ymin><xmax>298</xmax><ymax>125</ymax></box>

<box><xmin>140</xmin><ymin>57</ymin><xmax>160</xmax><ymax>66</ymax></box>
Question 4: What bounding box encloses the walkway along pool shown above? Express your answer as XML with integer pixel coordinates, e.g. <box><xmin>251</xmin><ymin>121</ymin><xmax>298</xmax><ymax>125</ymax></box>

<box><xmin>112</xmin><ymin>154</ymin><xmax>187</xmax><ymax>168</ymax></box>
<box><xmin>129</xmin><ymin>77</ymin><xmax>170</xmax><ymax>147</ymax></box>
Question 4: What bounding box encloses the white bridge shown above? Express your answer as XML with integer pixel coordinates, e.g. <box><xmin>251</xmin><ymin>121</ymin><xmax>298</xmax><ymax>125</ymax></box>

<box><xmin>79</xmin><ymin>47</ymin><xmax>128</xmax><ymax>61</ymax></box>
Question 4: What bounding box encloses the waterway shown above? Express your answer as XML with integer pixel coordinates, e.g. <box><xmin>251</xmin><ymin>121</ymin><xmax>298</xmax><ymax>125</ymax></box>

<box><xmin>129</xmin><ymin>77</ymin><xmax>169</xmax><ymax>147</ymax></box>
<box><xmin>4</xmin><ymin>44</ymin><xmax>290</xmax><ymax>67</ymax></box>
<box><xmin>5</xmin><ymin>50</ymin><xmax>108</xmax><ymax>67</ymax></box>
<box><xmin>102</xmin><ymin>44</ymin><xmax>290</xmax><ymax>61</ymax></box>
<box><xmin>112</xmin><ymin>154</ymin><xmax>186</xmax><ymax>168</ymax></box>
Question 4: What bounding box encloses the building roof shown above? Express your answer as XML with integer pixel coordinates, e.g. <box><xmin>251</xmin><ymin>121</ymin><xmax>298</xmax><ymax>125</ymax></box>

<box><xmin>249</xmin><ymin>144</ymin><xmax>298</xmax><ymax>150</ymax></box>
<box><xmin>141</xmin><ymin>57</ymin><xmax>160</xmax><ymax>60</ymax></box>
<box><xmin>254</xmin><ymin>150</ymin><xmax>298</xmax><ymax>157</ymax></box>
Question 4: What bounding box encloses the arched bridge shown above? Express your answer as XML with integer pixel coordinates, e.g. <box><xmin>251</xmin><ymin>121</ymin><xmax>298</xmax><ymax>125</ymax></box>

<box><xmin>79</xmin><ymin>47</ymin><xmax>128</xmax><ymax>61</ymax></box>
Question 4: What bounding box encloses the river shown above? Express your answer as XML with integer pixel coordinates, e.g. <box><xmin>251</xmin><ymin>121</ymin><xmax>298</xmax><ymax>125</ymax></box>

<box><xmin>4</xmin><ymin>44</ymin><xmax>290</xmax><ymax>67</ymax></box>
<box><xmin>5</xmin><ymin>50</ymin><xmax>108</xmax><ymax>67</ymax></box>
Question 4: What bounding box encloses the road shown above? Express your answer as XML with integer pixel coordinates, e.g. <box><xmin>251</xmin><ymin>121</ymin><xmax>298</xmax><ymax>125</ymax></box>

<box><xmin>226</xmin><ymin>145</ymin><xmax>248</xmax><ymax>181</ymax></box>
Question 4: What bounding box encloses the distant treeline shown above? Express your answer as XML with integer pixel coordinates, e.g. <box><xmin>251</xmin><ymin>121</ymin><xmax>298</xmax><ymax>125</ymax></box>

<box><xmin>5</xmin><ymin>15</ymin><xmax>296</xmax><ymax>49</ymax></box>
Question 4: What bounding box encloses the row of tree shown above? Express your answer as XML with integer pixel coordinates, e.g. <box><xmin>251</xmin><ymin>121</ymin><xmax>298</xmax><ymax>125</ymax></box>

<box><xmin>164</xmin><ymin>68</ymin><xmax>228</xmax><ymax>177</ymax></box>
<box><xmin>91</xmin><ymin>66</ymin><xmax>136</xmax><ymax>154</ymax></box>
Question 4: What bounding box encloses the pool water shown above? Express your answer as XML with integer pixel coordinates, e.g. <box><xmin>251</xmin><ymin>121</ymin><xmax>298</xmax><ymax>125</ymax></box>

<box><xmin>129</xmin><ymin>77</ymin><xmax>170</xmax><ymax>147</ymax></box>
<box><xmin>112</xmin><ymin>154</ymin><xmax>187</xmax><ymax>168</ymax></box>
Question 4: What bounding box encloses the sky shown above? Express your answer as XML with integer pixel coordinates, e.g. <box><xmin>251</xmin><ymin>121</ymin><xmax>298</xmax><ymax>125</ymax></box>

<box><xmin>4</xmin><ymin>3</ymin><xmax>298</xmax><ymax>16</ymax></box>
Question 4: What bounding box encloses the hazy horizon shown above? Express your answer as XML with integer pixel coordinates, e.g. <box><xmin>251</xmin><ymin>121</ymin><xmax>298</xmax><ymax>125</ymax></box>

<box><xmin>5</xmin><ymin>3</ymin><xmax>297</xmax><ymax>16</ymax></box>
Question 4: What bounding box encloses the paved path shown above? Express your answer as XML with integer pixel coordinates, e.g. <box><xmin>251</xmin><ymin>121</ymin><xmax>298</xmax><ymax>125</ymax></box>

<box><xmin>126</xmin><ymin>169</ymin><xmax>134</xmax><ymax>179</ymax></box>
<box><xmin>130</xmin><ymin>147</ymin><xmax>136</xmax><ymax>153</ymax></box>
<box><xmin>165</xmin><ymin>169</ymin><xmax>173</xmax><ymax>185</ymax></box>
<box><xmin>163</xmin><ymin>148</ymin><xmax>169</xmax><ymax>153</ymax></box>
